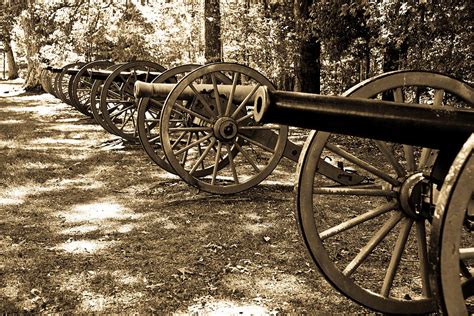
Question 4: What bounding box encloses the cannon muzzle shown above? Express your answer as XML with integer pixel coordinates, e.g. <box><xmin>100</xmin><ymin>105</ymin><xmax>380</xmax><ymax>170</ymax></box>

<box><xmin>254</xmin><ymin>86</ymin><xmax>474</xmax><ymax>149</ymax></box>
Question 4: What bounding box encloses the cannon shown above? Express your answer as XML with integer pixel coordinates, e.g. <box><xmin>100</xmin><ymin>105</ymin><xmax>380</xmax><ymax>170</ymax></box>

<box><xmin>44</xmin><ymin>60</ymin><xmax>167</xmax><ymax>140</ymax></box>
<box><xmin>253</xmin><ymin>70</ymin><xmax>474</xmax><ymax>314</ymax></box>
<box><xmin>133</xmin><ymin>63</ymin><xmax>368</xmax><ymax>195</ymax></box>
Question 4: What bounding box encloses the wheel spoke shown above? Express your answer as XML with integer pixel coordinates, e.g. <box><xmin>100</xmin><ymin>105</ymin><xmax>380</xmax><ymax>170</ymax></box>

<box><xmin>175</xmin><ymin>133</ymin><xmax>213</xmax><ymax>156</ymax></box>
<box><xmin>180</xmin><ymin>132</ymin><xmax>193</xmax><ymax>165</ymax></box>
<box><xmin>171</xmin><ymin>131</ymin><xmax>187</xmax><ymax>150</ymax></box>
<box><xmin>320</xmin><ymin>201</ymin><xmax>397</xmax><ymax>240</ymax></box>
<box><xmin>234</xmin><ymin>142</ymin><xmax>260</xmax><ymax>173</ymax></box>
<box><xmin>225</xmin><ymin>72</ymin><xmax>240</xmax><ymax>116</ymax></box>
<box><xmin>381</xmin><ymin>217</ymin><xmax>413</xmax><ymax>297</ymax></box>
<box><xmin>231</xmin><ymin>83</ymin><xmax>261</xmax><ymax>119</ymax></box>
<box><xmin>211</xmin><ymin>141</ymin><xmax>223</xmax><ymax>185</ymax></box>
<box><xmin>236</xmin><ymin>112</ymin><xmax>254</xmax><ymax>124</ymax></box>
<box><xmin>211</xmin><ymin>74</ymin><xmax>222</xmax><ymax>116</ymax></box>
<box><xmin>433</xmin><ymin>89</ymin><xmax>444</xmax><ymax>106</ymax></box>
<box><xmin>415</xmin><ymin>220</ymin><xmax>432</xmax><ymax>297</ymax></box>
<box><xmin>174</xmin><ymin>102</ymin><xmax>213</xmax><ymax>124</ymax></box>
<box><xmin>189</xmin><ymin>138</ymin><xmax>216</xmax><ymax>175</ymax></box>
<box><xmin>226</xmin><ymin>144</ymin><xmax>239</xmax><ymax>184</ymax></box>
<box><xmin>343</xmin><ymin>211</ymin><xmax>403</xmax><ymax>277</ymax></box>
<box><xmin>169</xmin><ymin>127</ymin><xmax>213</xmax><ymax>133</ymax></box>
<box><xmin>110</xmin><ymin>104</ymin><xmax>135</xmax><ymax>119</ymax></box>
<box><xmin>403</xmin><ymin>145</ymin><xmax>416</xmax><ymax>172</ymax></box>
<box><xmin>189</xmin><ymin>83</ymin><xmax>217</xmax><ymax>118</ymax></box>
<box><xmin>325</xmin><ymin>143</ymin><xmax>400</xmax><ymax>186</ymax></box>
<box><xmin>314</xmin><ymin>187</ymin><xmax>397</xmax><ymax>197</ymax></box>
<box><xmin>375</xmin><ymin>141</ymin><xmax>406</xmax><ymax>177</ymax></box>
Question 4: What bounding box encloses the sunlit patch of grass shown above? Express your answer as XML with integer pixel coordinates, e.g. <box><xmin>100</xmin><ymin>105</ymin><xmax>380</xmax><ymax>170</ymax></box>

<box><xmin>57</xmin><ymin>271</ymin><xmax>145</xmax><ymax>312</ymax></box>
<box><xmin>34</xmin><ymin>138</ymin><xmax>85</xmax><ymax>145</ymax></box>
<box><xmin>181</xmin><ymin>296</ymin><xmax>271</xmax><ymax>315</ymax></box>
<box><xmin>62</xmin><ymin>202</ymin><xmax>140</xmax><ymax>222</ymax></box>
<box><xmin>53</xmin><ymin>239</ymin><xmax>115</xmax><ymax>254</ymax></box>
<box><xmin>0</xmin><ymin>186</ymin><xmax>30</xmax><ymax>205</ymax></box>
<box><xmin>0</xmin><ymin>119</ymin><xmax>25</xmax><ymax>125</ymax></box>
<box><xmin>48</xmin><ymin>124</ymin><xmax>103</xmax><ymax>132</ymax></box>
<box><xmin>60</xmin><ymin>224</ymin><xmax>100</xmax><ymax>235</ymax></box>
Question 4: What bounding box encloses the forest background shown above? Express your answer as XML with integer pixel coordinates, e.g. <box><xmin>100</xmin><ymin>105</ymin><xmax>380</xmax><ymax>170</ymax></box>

<box><xmin>0</xmin><ymin>0</ymin><xmax>472</xmax><ymax>94</ymax></box>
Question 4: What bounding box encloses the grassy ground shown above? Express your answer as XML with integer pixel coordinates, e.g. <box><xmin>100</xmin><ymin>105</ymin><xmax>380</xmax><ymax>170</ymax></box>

<box><xmin>0</xmin><ymin>82</ymin><xmax>368</xmax><ymax>313</ymax></box>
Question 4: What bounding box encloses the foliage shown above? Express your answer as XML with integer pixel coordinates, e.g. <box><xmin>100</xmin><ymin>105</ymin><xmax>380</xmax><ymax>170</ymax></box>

<box><xmin>6</xmin><ymin>0</ymin><xmax>473</xmax><ymax>91</ymax></box>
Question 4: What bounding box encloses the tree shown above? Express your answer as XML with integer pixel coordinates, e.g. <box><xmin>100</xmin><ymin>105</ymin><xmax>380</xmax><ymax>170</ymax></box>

<box><xmin>294</xmin><ymin>0</ymin><xmax>320</xmax><ymax>93</ymax></box>
<box><xmin>0</xmin><ymin>2</ymin><xmax>24</xmax><ymax>79</ymax></box>
<box><xmin>204</xmin><ymin>0</ymin><xmax>222</xmax><ymax>63</ymax></box>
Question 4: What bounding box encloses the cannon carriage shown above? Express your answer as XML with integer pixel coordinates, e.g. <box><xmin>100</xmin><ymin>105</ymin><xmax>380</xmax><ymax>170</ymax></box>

<box><xmin>252</xmin><ymin>70</ymin><xmax>473</xmax><ymax>313</ymax></box>
<box><xmin>43</xmin><ymin>62</ymin><xmax>473</xmax><ymax>313</ymax></box>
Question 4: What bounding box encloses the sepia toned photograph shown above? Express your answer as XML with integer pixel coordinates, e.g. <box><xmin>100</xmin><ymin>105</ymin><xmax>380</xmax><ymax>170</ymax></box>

<box><xmin>0</xmin><ymin>0</ymin><xmax>472</xmax><ymax>314</ymax></box>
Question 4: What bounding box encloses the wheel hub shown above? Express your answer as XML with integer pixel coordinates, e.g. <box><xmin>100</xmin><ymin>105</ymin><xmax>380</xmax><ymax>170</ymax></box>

<box><xmin>399</xmin><ymin>172</ymin><xmax>434</xmax><ymax>219</ymax></box>
<box><xmin>213</xmin><ymin>117</ymin><xmax>238</xmax><ymax>142</ymax></box>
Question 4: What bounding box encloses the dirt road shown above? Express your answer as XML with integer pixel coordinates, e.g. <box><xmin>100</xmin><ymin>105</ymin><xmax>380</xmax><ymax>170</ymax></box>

<box><xmin>0</xmin><ymin>82</ymin><xmax>366</xmax><ymax>313</ymax></box>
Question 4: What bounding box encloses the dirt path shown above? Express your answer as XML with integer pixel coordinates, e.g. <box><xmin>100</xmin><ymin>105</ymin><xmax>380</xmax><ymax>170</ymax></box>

<box><xmin>0</xmin><ymin>83</ymin><xmax>367</xmax><ymax>313</ymax></box>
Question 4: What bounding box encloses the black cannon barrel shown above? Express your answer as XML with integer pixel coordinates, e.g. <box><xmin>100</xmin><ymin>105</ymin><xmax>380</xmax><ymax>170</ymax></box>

<box><xmin>46</xmin><ymin>66</ymin><xmax>63</xmax><ymax>73</ymax></box>
<box><xmin>254</xmin><ymin>86</ymin><xmax>474</xmax><ymax>149</ymax></box>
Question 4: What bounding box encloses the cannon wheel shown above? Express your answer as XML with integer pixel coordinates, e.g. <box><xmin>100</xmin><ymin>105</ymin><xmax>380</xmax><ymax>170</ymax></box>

<box><xmin>429</xmin><ymin>134</ymin><xmax>474</xmax><ymax>314</ymax></box>
<box><xmin>100</xmin><ymin>61</ymin><xmax>166</xmax><ymax>141</ymax></box>
<box><xmin>89</xmin><ymin>64</ymin><xmax>124</xmax><ymax>135</ymax></box>
<box><xmin>137</xmin><ymin>64</ymin><xmax>201</xmax><ymax>174</ymax></box>
<box><xmin>40</xmin><ymin>69</ymin><xmax>51</xmax><ymax>94</ymax></box>
<box><xmin>295</xmin><ymin>70</ymin><xmax>474</xmax><ymax>314</ymax></box>
<box><xmin>160</xmin><ymin>63</ymin><xmax>287</xmax><ymax>194</ymax></box>
<box><xmin>54</xmin><ymin>62</ymin><xmax>84</xmax><ymax>105</ymax></box>
<box><xmin>69</xmin><ymin>60</ymin><xmax>113</xmax><ymax>117</ymax></box>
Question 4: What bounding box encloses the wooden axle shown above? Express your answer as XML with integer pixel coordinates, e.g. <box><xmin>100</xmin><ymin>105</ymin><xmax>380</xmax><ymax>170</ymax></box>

<box><xmin>254</xmin><ymin>86</ymin><xmax>474</xmax><ymax>149</ymax></box>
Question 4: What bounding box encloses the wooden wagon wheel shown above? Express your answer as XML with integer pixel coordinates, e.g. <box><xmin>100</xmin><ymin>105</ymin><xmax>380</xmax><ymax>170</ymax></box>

<box><xmin>40</xmin><ymin>68</ymin><xmax>51</xmax><ymax>94</ymax></box>
<box><xmin>160</xmin><ymin>63</ymin><xmax>287</xmax><ymax>194</ymax></box>
<box><xmin>89</xmin><ymin>64</ymin><xmax>124</xmax><ymax>135</ymax></box>
<box><xmin>68</xmin><ymin>60</ymin><xmax>113</xmax><ymax>117</ymax></box>
<box><xmin>46</xmin><ymin>69</ymin><xmax>59</xmax><ymax>97</ymax></box>
<box><xmin>99</xmin><ymin>61</ymin><xmax>166</xmax><ymax>141</ymax></box>
<box><xmin>429</xmin><ymin>134</ymin><xmax>474</xmax><ymax>315</ymax></box>
<box><xmin>137</xmin><ymin>64</ymin><xmax>201</xmax><ymax>173</ymax></box>
<box><xmin>295</xmin><ymin>70</ymin><xmax>474</xmax><ymax>314</ymax></box>
<box><xmin>54</xmin><ymin>62</ymin><xmax>84</xmax><ymax>105</ymax></box>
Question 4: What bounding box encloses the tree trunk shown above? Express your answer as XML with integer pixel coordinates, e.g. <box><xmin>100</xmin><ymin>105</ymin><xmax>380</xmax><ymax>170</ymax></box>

<box><xmin>21</xmin><ymin>8</ymin><xmax>42</xmax><ymax>91</ymax></box>
<box><xmin>204</xmin><ymin>0</ymin><xmax>222</xmax><ymax>63</ymax></box>
<box><xmin>4</xmin><ymin>38</ymin><xmax>19</xmax><ymax>80</ymax></box>
<box><xmin>293</xmin><ymin>0</ymin><xmax>320</xmax><ymax>93</ymax></box>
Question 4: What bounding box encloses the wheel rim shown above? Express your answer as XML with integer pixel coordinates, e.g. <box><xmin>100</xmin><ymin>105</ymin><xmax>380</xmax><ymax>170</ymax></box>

<box><xmin>296</xmin><ymin>70</ymin><xmax>474</xmax><ymax>313</ymax></box>
<box><xmin>430</xmin><ymin>134</ymin><xmax>474</xmax><ymax>315</ymax></box>
<box><xmin>160</xmin><ymin>62</ymin><xmax>287</xmax><ymax>194</ymax></box>
<box><xmin>54</xmin><ymin>62</ymin><xmax>84</xmax><ymax>105</ymax></box>
<box><xmin>99</xmin><ymin>61</ymin><xmax>166</xmax><ymax>141</ymax></box>
<box><xmin>69</xmin><ymin>60</ymin><xmax>113</xmax><ymax>117</ymax></box>
<box><xmin>90</xmin><ymin>64</ymin><xmax>124</xmax><ymax>134</ymax></box>
<box><xmin>137</xmin><ymin>64</ymin><xmax>201</xmax><ymax>174</ymax></box>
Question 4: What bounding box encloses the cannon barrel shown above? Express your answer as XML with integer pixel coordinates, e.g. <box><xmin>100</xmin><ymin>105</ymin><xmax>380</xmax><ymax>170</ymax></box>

<box><xmin>134</xmin><ymin>81</ymin><xmax>257</xmax><ymax>103</ymax></box>
<box><xmin>254</xmin><ymin>86</ymin><xmax>474</xmax><ymax>149</ymax></box>
<box><xmin>87</xmin><ymin>69</ymin><xmax>163</xmax><ymax>81</ymax></box>
<box><xmin>46</xmin><ymin>66</ymin><xmax>63</xmax><ymax>73</ymax></box>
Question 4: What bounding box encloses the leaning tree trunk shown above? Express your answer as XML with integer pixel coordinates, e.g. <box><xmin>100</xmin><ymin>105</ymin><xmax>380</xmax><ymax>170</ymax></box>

<box><xmin>204</xmin><ymin>0</ymin><xmax>222</xmax><ymax>63</ymax></box>
<box><xmin>293</xmin><ymin>0</ymin><xmax>320</xmax><ymax>93</ymax></box>
<box><xmin>4</xmin><ymin>38</ymin><xmax>19</xmax><ymax>80</ymax></box>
